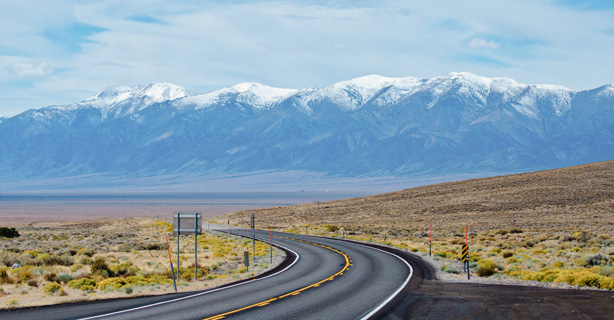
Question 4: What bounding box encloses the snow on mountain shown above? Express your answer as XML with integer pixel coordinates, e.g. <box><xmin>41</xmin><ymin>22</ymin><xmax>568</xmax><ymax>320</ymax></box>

<box><xmin>176</xmin><ymin>82</ymin><xmax>298</xmax><ymax>110</ymax></box>
<box><xmin>44</xmin><ymin>83</ymin><xmax>191</xmax><ymax>119</ymax></box>
<box><xmin>1</xmin><ymin>72</ymin><xmax>613</xmax><ymax>184</ymax></box>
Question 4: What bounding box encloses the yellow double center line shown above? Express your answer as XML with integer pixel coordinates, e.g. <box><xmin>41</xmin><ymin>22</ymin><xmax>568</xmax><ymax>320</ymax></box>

<box><xmin>203</xmin><ymin>236</ymin><xmax>351</xmax><ymax>320</ymax></box>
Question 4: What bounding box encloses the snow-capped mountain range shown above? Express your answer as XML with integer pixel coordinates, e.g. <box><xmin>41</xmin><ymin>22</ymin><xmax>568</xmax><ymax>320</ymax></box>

<box><xmin>1</xmin><ymin>72</ymin><xmax>613</xmax><ymax>187</ymax></box>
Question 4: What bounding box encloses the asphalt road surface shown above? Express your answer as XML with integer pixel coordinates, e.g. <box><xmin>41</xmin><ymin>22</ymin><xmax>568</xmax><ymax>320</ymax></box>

<box><xmin>2</xmin><ymin>229</ymin><xmax>613</xmax><ymax>320</ymax></box>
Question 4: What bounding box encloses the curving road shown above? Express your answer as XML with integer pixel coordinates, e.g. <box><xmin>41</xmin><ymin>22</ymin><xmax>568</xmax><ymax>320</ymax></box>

<box><xmin>1</xmin><ymin>229</ymin><xmax>416</xmax><ymax>320</ymax></box>
<box><xmin>4</xmin><ymin>229</ymin><xmax>612</xmax><ymax>319</ymax></box>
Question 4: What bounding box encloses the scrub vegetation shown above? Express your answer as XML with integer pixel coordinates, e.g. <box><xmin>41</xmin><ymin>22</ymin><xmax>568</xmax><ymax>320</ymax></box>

<box><xmin>0</xmin><ymin>218</ymin><xmax>282</xmax><ymax>308</ymax></box>
<box><xmin>220</xmin><ymin>160</ymin><xmax>614</xmax><ymax>290</ymax></box>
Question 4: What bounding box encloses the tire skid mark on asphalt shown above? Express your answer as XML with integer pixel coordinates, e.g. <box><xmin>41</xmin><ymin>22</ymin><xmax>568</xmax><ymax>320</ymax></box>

<box><xmin>201</xmin><ymin>236</ymin><xmax>351</xmax><ymax>320</ymax></box>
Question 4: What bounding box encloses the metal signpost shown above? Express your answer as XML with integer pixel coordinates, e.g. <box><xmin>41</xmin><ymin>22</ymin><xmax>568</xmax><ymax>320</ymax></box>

<box><xmin>270</xmin><ymin>227</ymin><xmax>273</xmax><ymax>264</ymax></box>
<box><xmin>251</xmin><ymin>213</ymin><xmax>255</xmax><ymax>261</ymax></box>
<box><xmin>244</xmin><ymin>251</ymin><xmax>249</xmax><ymax>272</ymax></box>
<box><xmin>172</xmin><ymin>212</ymin><xmax>202</xmax><ymax>282</ymax></box>
<box><xmin>429</xmin><ymin>224</ymin><xmax>432</xmax><ymax>257</ymax></box>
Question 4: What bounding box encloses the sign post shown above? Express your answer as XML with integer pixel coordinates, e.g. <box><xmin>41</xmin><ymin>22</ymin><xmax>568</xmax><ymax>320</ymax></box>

<box><xmin>172</xmin><ymin>212</ymin><xmax>202</xmax><ymax>282</ymax></box>
<box><xmin>270</xmin><ymin>227</ymin><xmax>273</xmax><ymax>264</ymax></box>
<box><xmin>244</xmin><ymin>251</ymin><xmax>249</xmax><ymax>272</ymax></box>
<box><xmin>176</xmin><ymin>214</ymin><xmax>180</xmax><ymax>282</ymax></box>
<box><xmin>194</xmin><ymin>213</ymin><xmax>198</xmax><ymax>280</ymax></box>
<box><xmin>462</xmin><ymin>225</ymin><xmax>470</xmax><ymax>280</ymax></box>
<box><xmin>429</xmin><ymin>224</ymin><xmax>432</xmax><ymax>257</ymax></box>
<box><xmin>251</xmin><ymin>213</ymin><xmax>255</xmax><ymax>261</ymax></box>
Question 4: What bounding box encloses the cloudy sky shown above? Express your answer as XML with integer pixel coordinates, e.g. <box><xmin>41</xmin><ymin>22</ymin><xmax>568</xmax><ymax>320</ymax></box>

<box><xmin>1</xmin><ymin>0</ymin><xmax>613</xmax><ymax>117</ymax></box>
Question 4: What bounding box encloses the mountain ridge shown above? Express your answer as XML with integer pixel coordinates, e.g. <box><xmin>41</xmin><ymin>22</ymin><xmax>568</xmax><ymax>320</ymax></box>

<box><xmin>0</xmin><ymin>72</ymin><xmax>613</xmax><ymax>188</ymax></box>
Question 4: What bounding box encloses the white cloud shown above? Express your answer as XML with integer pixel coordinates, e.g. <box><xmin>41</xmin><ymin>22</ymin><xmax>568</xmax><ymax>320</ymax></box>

<box><xmin>468</xmin><ymin>38</ymin><xmax>500</xmax><ymax>50</ymax></box>
<box><xmin>0</xmin><ymin>56</ymin><xmax>52</xmax><ymax>80</ymax></box>
<box><xmin>8</xmin><ymin>60</ymin><xmax>52</xmax><ymax>78</ymax></box>
<box><xmin>1</xmin><ymin>0</ymin><xmax>614</xmax><ymax>117</ymax></box>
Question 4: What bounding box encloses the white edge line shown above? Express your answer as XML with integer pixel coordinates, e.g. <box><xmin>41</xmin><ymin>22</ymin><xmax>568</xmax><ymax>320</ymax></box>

<box><xmin>79</xmin><ymin>232</ymin><xmax>300</xmax><ymax>320</ymax></box>
<box><xmin>355</xmin><ymin>243</ymin><xmax>414</xmax><ymax>320</ymax></box>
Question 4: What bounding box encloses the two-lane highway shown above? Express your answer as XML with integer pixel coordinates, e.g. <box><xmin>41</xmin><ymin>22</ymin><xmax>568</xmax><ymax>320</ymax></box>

<box><xmin>1</xmin><ymin>229</ymin><xmax>414</xmax><ymax>320</ymax></box>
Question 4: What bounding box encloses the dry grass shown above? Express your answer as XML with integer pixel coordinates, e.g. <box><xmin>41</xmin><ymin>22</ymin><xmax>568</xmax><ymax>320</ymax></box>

<box><xmin>0</xmin><ymin>218</ymin><xmax>283</xmax><ymax>309</ymax></box>
<box><xmin>217</xmin><ymin>160</ymin><xmax>614</xmax><ymax>289</ymax></box>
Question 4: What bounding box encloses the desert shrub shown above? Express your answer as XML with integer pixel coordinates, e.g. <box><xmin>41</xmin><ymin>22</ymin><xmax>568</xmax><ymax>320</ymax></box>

<box><xmin>0</xmin><ymin>227</ymin><xmax>19</xmax><ymax>238</ymax></box>
<box><xmin>598</xmin><ymin>266</ymin><xmax>614</xmax><ymax>277</ymax></box>
<box><xmin>91</xmin><ymin>257</ymin><xmax>112</xmax><ymax>277</ymax></box>
<box><xmin>68</xmin><ymin>278</ymin><xmax>97</xmax><ymax>291</ymax></box>
<box><xmin>76</xmin><ymin>248</ymin><xmax>95</xmax><ymax>257</ymax></box>
<box><xmin>97</xmin><ymin>275</ymin><xmax>171</xmax><ymax>291</ymax></box>
<box><xmin>18</xmin><ymin>255</ymin><xmax>40</xmax><ymax>266</ymax></box>
<box><xmin>476</xmin><ymin>259</ymin><xmax>497</xmax><ymax>277</ymax></box>
<box><xmin>143</xmin><ymin>242</ymin><xmax>163</xmax><ymax>251</ymax></box>
<box><xmin>110</xmin><ymin>262</ymin><xmax>138</xmax><ymax>277</ymax></box>
<box><xmin>44</xmin><ymin>282</ymin><xmax>65</xmax><ymax>295</ymax></box>
<box><xmin>44</xmin><ymin>272</ymin><xmax>57</xmax><ymax>282</ymax></box>
<box><xmin>21</xmin><ymin>250</ymin><xmax>39</xmax><ymax>258</ymax></box>
<box><xmin>74</xmin><ymin>272</ymin><xmax>91</xmax><ymax>280</ymax></box>
<box><xmin>0</xmin><ymin>251</ymin><xmax>19</xmax><ymax>267</ymax></box>
<box><xmin>27</xmin><ymin>279</ymin><xmax>38</xmax><ymax>287</ymax></box>
<box><xmin>502</xmin><ymin>251</ymin><xmax>514</xmax><ymax>258</ymax></box>
<box><xmin>117</xmin><ymin>244</ymin><xmax>132</xmax><ymax>252</ymax></box>
<box><xmin>37</xmin><ymin>254</ymin><xmax>73</xmax><ymax>266</ymax></box>
<box><xmin>440</xmin><ymin>264</ymin><xmax>459</xmax><ymax>274</ymax></box>
<box><xmin>496</xmin><ymin>242</ymin><xmax>512</xmax><ymax>249</ymax></box>
<box><xmin>552</xmin><ymin>261</ymin><xmax>564</xmax><ymax>268</ymax></box>
<box><xmin>79</xmin><ymin>256</ymin><xmax>92</xmax><ymax>265</ymax></box>
<box><xmin>0</xmin><ymin>267</ymin><xmax>15</xmax><ymax>284</ymax></box>
<box><xmin>70</xmin><ymin>264</ymin><xmax>83</xmax><ymax>272</ymax></box>
<box><xmin>573</xmin><ymin>272</ymin><xmax>601</xmax><ymax>287</ymax></box>
<box><xmin>326</xmin><ymin>225</ymin><xmax>339</xmax><ymax>232</ymax></box>
<box><xmin>56</xmin><ymin>274</ymin><xmax>74</xmax><ymax>284</ymax></box>
<box><xmin>16</xmin><ymin>268</ymin><xmax>32</xmax><ymax>282</ymax></box>
<box><xmin>583</xmin><ymin>253</ymin><xmax>611</xmax><ymax>267</ymax></box>
<box><xmin>509</xmin><ymin>228</ymin><xmax>523</xmax><ymax>234</ymax></box>
<box><xmin>572</xmin><ymin>231</ymin><xmax>591</xmax><ymax>242</ymax></box>
<box><xmin>124</xmin><ymin>286</ymin><xmax>133</xmax><ymax>294</ymax></box>
<box><xmin>520</xmin><ymin>240</ymin><xmax>536</xmax><ymax>248</ymax></box>
<box><xmin>493</xmin><ymin>229</ymin><xmax>508</xmax><ymax>236</ymax></box>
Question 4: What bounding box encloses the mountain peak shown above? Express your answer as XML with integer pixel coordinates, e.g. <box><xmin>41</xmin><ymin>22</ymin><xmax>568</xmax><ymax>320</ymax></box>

<box><xmin>85</xmin><ymin>82</ymin><xmax>189</xmax><ymax>107</ymax></box>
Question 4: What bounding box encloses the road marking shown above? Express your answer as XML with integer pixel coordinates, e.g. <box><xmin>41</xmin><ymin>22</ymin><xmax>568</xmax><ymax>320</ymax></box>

<box><xmin>201</xmin><ymin>236</ymin><xmax>351</xmax><ymax>320</ymax></box>
<box><xmin>355</xmin><ymin>243</ymin><xmax>414</xmax><ymax>320</ymax></box>
<box><xmin>78</xmin><ymin>234</ymin><xmax>300</xmax><ymax>320</ymax></box>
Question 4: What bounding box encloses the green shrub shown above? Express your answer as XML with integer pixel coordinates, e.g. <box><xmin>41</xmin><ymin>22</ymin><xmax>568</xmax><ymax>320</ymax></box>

<box><xmin>44</xmin><ymin>272</ymin><xmax>57</xmax><ymax>282</ymax></box>
<box><xmin>477</xmin><ymin>259</ymin><xmax>497</xmax><ymax>277</ymax></box>
<box><xmin>0</xmin><ymin>227</ymin><xmax>19</xmax><ymax>238</ymax></box>
<box><xmin>56</xmin><ymin>274</ymin><xmax>74</xmax><ymax>284</ymax></box>
<box><xmin>91</xmin><ymin>257</ymin><xmax>112</xmax><ymax>277</ymax></box>
<box><xmin>44</xmin><ymin>282</ymin><xmax>64</xmax><ymax>295</ymax></box>
<box><xmin>68</xmin><ymin>278</ymin><xmax>97</xmax><ymax>291</ymax></box>
<box><xmin>583</xmin><ymin>253</ymin><xmax>610</xmax><ymax>267</ymax></box>
<box><xmin>79</xmin><ymin>256</ymin><xmax>92</xmax><ymax>265</ymax></box>
<box><xmin>37</xmin><ymin>254</ymin><xmax>73</xmax><ymax>266</ymax></box>
<box><xmin>76</xmin><ymin>248</ymin><xmax>95</xmax><ymax>257</ymax></box>
<box><xmin>110</xmin><ymin>262</ymin><xmax>138</xmax><ymax>277</ymax></box>
<box><xmin>440</xmin><ymin>264</ymin><xmax>459</xmax><ymax>274</ymax></box>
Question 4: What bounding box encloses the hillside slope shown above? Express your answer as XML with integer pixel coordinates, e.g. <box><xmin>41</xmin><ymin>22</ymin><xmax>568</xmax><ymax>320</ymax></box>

<box><xmin>220</xmin><ymin>160</ymin><xmax>614</xmax><ymax>234</ymax></box>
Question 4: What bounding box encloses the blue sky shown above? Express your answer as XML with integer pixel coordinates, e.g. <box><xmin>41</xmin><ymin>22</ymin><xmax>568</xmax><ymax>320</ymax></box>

<box><xmin>1</xmin><ymin>0</ymin><xmax>613</xmax><ymax>117</ymax></box>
